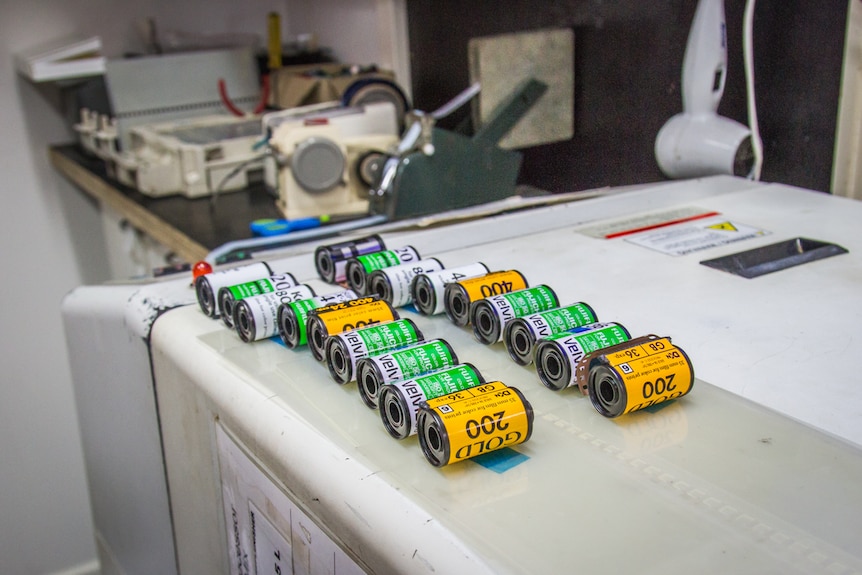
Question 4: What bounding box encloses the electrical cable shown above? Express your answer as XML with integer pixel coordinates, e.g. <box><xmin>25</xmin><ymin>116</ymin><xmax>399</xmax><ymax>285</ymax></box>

<box><xmin>254</xmin><ymin>74</ymin><xmax>271</xmax><ymax>115</ymax></box>
<box><xmin>209</xmin><ymin>152</ymin><xmax>270</xmax><ymax>210</ymax></box>
<box><xmin>431</xmin><ymin>82</ymin><xmax>481</xmax><ymax>120</ymax></box>
<box><xmin>395</xmin><ymin>83</ymin><xmax>482</xmax><ymax>154</ymax></box>
<box><xmin>219</xmin><ymin>76</ymin><xmax>271</xmax><ymax>117</ymax></box>
<box><xmin>743</xmin><ymin>0</ymin><xmax>764</xmax><ymax>180</ymax></box>
<box><xmin>218</xmin><ymin>79</ymin><xmax>246</xmax><ymax>117</ymax></box>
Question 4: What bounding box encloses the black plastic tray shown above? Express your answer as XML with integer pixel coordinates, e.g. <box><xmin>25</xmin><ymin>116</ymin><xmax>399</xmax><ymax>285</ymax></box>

<box><xmin>699</xmin><ymin>237</ymin><xmax>848</xmax><ymax>278</ymax></box>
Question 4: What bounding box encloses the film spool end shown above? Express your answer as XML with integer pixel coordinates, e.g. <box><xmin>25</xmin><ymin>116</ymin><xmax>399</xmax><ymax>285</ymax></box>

<box><xmin>417</xmin><ymin>409</ymin><xmax>447</xmax><ymax>467</ymax></box>
<box><xmin>235</xmin><ymin>303</ymin><xmax>254</xmax><ymax>343</ymax></box>
<box><xmin>444</xmin><ymin>285</ymin><xmax>470</xmax><ymax>326</ymax></box>
<box><xmin>277</xmin><ymin>305</ymin><xmax>295</xmax><ymax>347</ymax></box>
<box><xmin>308</xmin><ymin>320</ymin><xmax>328</xmax><ymax>362</ymax></box>
<box><xmin>588</xmin><ymin>364</ymin><xmax>626</xmax><ymax>418</ymax></box>
<box><xmin>471</xmin><ymin>301</ymin><xmax>500</xmax><ymax>345</ymax></box>
<box><xmin>220</xmin><ymin>293</ymin><xmax>235</xmax><ymax>328</ymax></box>
<box><xmin>369</xmin><ymin>272</ymin><xmax>391</xmax><ymax>303</ymax></box>
<box><xmin>504</xmin><ymin>320</ymin><xmax>535</xmax><ymax>366</ymax></box>
<box><xmin>535</xmin><ymin>341</ymin><xmax>570</xmax><ymax>391</ymax></box>
<box><xmin>412</xmin><ymin>275</ymin><xmax>435</xmax><ymax>315</ymax></box>
<box><xmin>315</xmin><ymin>248</ymin><xmax>334</xmax><ymax>283</ymax></box>
<box><xmin>380</xmin><ymin>387</ymin><xmax>410</xmax><ymax>439</ymax></box>
<box><xmin>195</xmin><ymin>277</ymin><xmax>216</xmax><ymax>317</ymax></box>
<box><xmin>358</xmin><ymin>362</ymin><xmax>381</xmax><ymax>409</ymax></box>
<box><xmin>326</xmin><ymin>339</ymin><xmax>352</xmax><ymax>384</ymax></box>
<box><xmin>346</xmin><ymin>261</ymin><xmax>367</xmax><ymax>295</ymax></box>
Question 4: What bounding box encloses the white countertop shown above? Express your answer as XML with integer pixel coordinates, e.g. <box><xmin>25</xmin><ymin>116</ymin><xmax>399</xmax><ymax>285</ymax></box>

<box><xmin>151</xmin><ymin>176</ymin><xmax>862</xmax><ymax>574</ymax></box>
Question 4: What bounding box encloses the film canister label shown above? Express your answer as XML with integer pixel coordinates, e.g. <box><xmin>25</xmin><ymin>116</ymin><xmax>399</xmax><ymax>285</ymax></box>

<box><xmin>346</xmin><ymin>246</ymin><xmax>420</xmax><ymax>295</ymax></box>
<box><xmin>379</xmin><ymin>364</ymin><xmax>486</xmax><ymax>439</ymax></box>
<box><xmin>535</xmin><ymin>322</ymin><xmax>631</xmax><ymax>391</ymax></box>
<box><xmin>357</xmin><ymin>339</ymin><xmax>458</xmax><ymax>409</ymax></box>
<box><xmin>277</xmin><ymin>289</ymin><xmax>358</xmax><ymax>348</ymax></box>
<box><xmin>588</xmin><ymin>337</ymin><xmax>694</xmax><ymax>418</ymax></box>
<box><xmin>219</xmin><ymin>273</ymin><xmax>299</xmax><ymax>328</ymax></box>
<box><xmin>411</xmin><ymin>262</ymin><xmax>490</xmax><ymax>316</ymax></box>
<box><xmin>417</xmin><ymin>383</ymin><xmax>533</xmax><ymax>467</ymax></box>
<box><xmin>306</xmin><ymin>297</ymin><xmax>399</xmax><ymax>361</ymax></box>
<box><xmin>195</xmin><ymin>261</ymin><xmax>273</xmax><ymax>318</ymax></box>
<box><xmin>234</xmin><ymin>284</ymin><xmax>316</xmax><ymax>343</ymax></box>
<box><xmin>368</xmin><ymin>258</ymin><xmax>445</xmax><ymax>307</ymax></box>
<box><xmin>326</xmin><ymin>318</ymin><xmax>423</xmax><ymax>384</ymax></box>
<box><xmin>315</xmin><ymin>234</ymin><xmax>385</xmax><ymax>283</ymax></box>
<box><xmin>504</xmin><ymin>302</ymin><xmax>598</xmax><ymax>365</ymax></box>
<box><xmin>443</xmin><ymin>270</ymin><xmax>528</xmax><ymax>326</ymax></box>
<box><xmin>471</xmin><ymin>285</ymin><xmax>559</xmax><ymax>345</ymax></box>
<box><xmin>312</xmin><ymin>297</ymin><xmax>398</xmax><ymax>334</ymax></box>
<box><xmin>575</xmin><ymin>335</ymin><xmax>660</xmax><ymax>395</ymax></box>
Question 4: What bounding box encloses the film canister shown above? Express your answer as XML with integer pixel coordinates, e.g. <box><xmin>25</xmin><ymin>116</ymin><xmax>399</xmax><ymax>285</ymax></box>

<box><xmin>314</xmin><ymin>234</ymin><xmax>386</xmax><ymax>284</ymax></box>
<box><xmin>345</xmin><ymin>246</ymin><xmax>421</xmax><ymax>296</ymax></box>
<box><xmin>305</xmin><ymin>297</ymin><xmax>399</xmax><ymax>362</ymax></box>
<box><xmin>574</xmin><ymin>335</ymin><xmax>661</xmax><ymax>395</ymax></box>
<box><xmin>410</xmin><ymin>262</ymin><xmax>490</xmax><ymax>316</ymax></box>
<box><xmin>367</xmin><ymin>258</ymin><xmax>444</xmax><ymax>307</ymax></box>
<box><xmin>534</xmin><ymin>322</ymin><xmax>631</xmax><ymax>391</ymax></box>
<box><xmin>587</xmin><ymin>337</ymin><xmax>695</xmax><ymax>417</ymax></box>
<box><xmin>503</xmin><ymin>302</ymin><xmax>598</xmax><ymax>365</ymax></box>
<box><xmin>417</xmin><ymin>383</ymin><xmax>533</xmax><ymax>467</ymax></box>
<box><xmin>470</xmin><ymin>285</ymin><xmax>559</xmax><ymax>345</ymax></box>
<box><xmin>233</xmin><ymin>284</ymin><xmax>316</xmax><ymax>343</ymax></box>
<box><xmin>195</xmin><ymin>261</ymin><xmax>273</xmax><ymax>318</ymax></box>
<box><xmin>379</xmin><ymin>364</ymin><xmax>486</xmax><ymax>439</ymax></box>
<box><xmin>443</xmin><ymin>270</ymin><xmax>528</xmax><ymax>327</ymax></box>
<box><xmin>218</xmin><ymin>273</ymin><xmax>299</xmax><ymax>328</ymax></box>
<box><xmin>325</xmin><ymin>318</ymin><xmax>424</xmax><ymax>385</ymax></box>
<box><xmin>277</xmin><ymin>289</ymin><xmax>358</xmax><ymax>348</ymax></box>
<box><xmin>357</xmin><ymin>339</ymin><xmax>458</xmax><ymax>409</ymax></box>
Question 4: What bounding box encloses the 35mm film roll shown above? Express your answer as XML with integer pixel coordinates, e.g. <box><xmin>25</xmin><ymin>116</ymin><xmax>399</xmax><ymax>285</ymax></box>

<box><xmin>305</xmin><ymin>297</ymin><xmax>399</xmax><ymax>361</ymax></box>
<box><xmin>417</xmin><ymin>383</ymin><xmax>533</xmax><ymax>467</ymax></box>
<box><xmin>315</xmin><ymin>234</ymin><xmax>385</xmax><ymax>283</ymax></box>
<box><xmin>587</xmin><ymin>337</ymin><xmax>695</xmax><ymax>417</ymax></box>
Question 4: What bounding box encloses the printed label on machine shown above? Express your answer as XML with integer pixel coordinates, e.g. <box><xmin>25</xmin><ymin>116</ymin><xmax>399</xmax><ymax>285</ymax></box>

<box><xmin>576</xmin><ymin>207</ymin><xmax>719</xmax><ymax>239</ymax></box>
<box><xmin>249</xmin><ymin>501</ymin><xmax>291</xmax><ymax>575</ymax></box>
<box><xmin>216</xmin><ymin>425</ymin><xmax>368</xmax><ymax>575</ymax></box>
<box><xmin>623</xmin><ymin>215</ymin><xmax>770</xmax><ymax>256</ymax></box>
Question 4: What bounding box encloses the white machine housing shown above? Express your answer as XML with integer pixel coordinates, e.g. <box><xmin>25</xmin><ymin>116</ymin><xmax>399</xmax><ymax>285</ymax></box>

<box><xmin>62</xmin><ymin>176</ymin><xmax>862</xmax><ymax>575</ymax></box>
<box><xmin>73</xmin><ymin>47</ymin><xmax>268</xmax><ymax>197</ymax></box>
<box><xmin>267</xmin><ymin>101</ymin><xmax>400</xmax><ymax>219</ymax></box>
<box><xmin>121</xmin><ymin>114</ymin><xmax>264</xmax><ymax>198</ymax></box>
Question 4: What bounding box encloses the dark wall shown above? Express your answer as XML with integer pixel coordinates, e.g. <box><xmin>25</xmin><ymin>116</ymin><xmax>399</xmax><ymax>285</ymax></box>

<box><xmin>406</xmin><ymin>1</ymin><xmax>847</xmax><ymax>193</ymax></box>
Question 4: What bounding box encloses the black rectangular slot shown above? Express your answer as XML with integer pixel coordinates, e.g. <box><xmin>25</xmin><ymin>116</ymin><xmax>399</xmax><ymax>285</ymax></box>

<box><xmin>699</xmin><ymin>238</ymin><xmax>848</xmax><ymax>278</ymax></box>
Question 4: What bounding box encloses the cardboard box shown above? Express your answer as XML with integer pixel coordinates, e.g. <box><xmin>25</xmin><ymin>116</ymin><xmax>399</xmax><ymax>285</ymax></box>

<box><xmin>269</xmin><ymin>63</ymin><xmax>396</xmax><ymax>108</ymax></box>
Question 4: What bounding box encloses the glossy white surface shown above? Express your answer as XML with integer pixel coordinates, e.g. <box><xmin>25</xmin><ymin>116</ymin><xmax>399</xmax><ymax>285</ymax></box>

<box><xmin>152</xmin><ymin>178</ymin><xmax>862</xmax><ymax>574</ymax></box>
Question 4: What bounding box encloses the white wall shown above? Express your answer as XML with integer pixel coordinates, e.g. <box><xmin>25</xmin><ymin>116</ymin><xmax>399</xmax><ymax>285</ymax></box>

<box><xmin>0</xmin><ymin>0</ymin><xmax>407</xmax><ymax>573</ymax></box>
<box><xmin>0</xmin><ymin>1</ymin><xmax>285</xmax><ymax>573</ymax></box>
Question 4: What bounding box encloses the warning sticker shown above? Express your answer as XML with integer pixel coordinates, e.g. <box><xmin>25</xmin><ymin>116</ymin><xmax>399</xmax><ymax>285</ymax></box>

<box><xmin>707</xmin><ymin>222</ymin><xmax>738</xmax><ymax>232</ymax></box>
<box><xmin>625</xmin><ymin>215</ymin><xmax>770</xmax><ymax>256</ymax></box>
